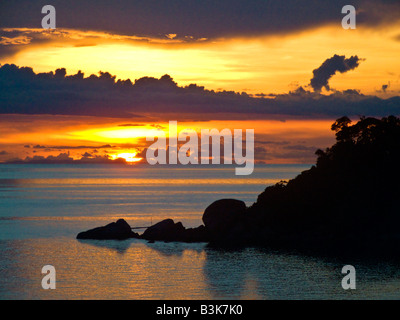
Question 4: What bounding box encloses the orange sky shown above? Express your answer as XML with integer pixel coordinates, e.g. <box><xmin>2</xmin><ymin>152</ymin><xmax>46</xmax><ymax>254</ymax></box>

<box><xmin>0</xmin><ymin>18</ymin><xmax>399</xmax><ymax>164</ymax></box>
<box><xmin>0</xmin><ymin>114</ymin><xmax>336</xmax><ymax>163</ymax></box>
<box><xmin>2</xmin><ymin>23</ymin><xmax>400</xmax><ymax>96</ymax></box>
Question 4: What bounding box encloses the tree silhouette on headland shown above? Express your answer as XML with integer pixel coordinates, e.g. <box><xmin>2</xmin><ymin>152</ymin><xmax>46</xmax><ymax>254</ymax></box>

<box><xmin>77</xmin><ymin>115</ymin><xmax>400</xmax><ymax>257</ymax></box>
<box><xmin>245</xmin><ymin>115</ymin><xmax>400</xmax><ymax>255</ymax></box>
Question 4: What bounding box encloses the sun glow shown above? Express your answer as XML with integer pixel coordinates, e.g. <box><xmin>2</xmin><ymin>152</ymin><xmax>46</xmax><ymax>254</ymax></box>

<box><xmin>68</xmin><ymin>126</ymin><xmax>164</xmax><ymax>143</ymax></box>
<box><xmin>110</xmin><ymin>152</ymin><xmax>142</xmax><ymax>163</ymax></box>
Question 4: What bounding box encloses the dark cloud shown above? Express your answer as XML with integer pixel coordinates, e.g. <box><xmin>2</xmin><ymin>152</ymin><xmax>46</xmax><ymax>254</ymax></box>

<box><xmin>0</xmin><ymin>28</ymin><xmax>62</xmax><ymax>59</ymax></box>
<box><xmin>117</xmin><ymin>123</ymin><xmax>165</xmax><ymax>130</ymax></box>
<box><xmin>118</xmin><ymin>124</ymin><xmax>142</xmax><ymax>127</ymax></box>
<box><xmin>81</xmin><ymin>152</ymin><xmax>93</xmax><ymax>158</ymax></box>
<box><xmin>310</xmin><ymin>55</ymin><xmax>363</xmax><ymax>92</ymax></box>
<box><xmin>0</xmin><ymin>151</ymin><xmax>8</xmax><ymax>155</ymax></box>
<box><xmin>32</xmin><ymin>144</ymin><xmax>113</xmax><ymax>149</ymax></box>
<box><xmin>251</xmin><ymin>142</ymin><xmax>320</xmax><ymax>163</ymax></box>
<box><xmin>283</xmin><ymin>145</ymin><xmax>318</xmax><ymax>152</ymax></box>
<box><xmin>5</xmin><ymin>152</ymin><xmax>127</xmax><ymax>164</ymax></box>
<box><xmin>382</xmin><ymin>83</ymin><xmax>390</xmax><ymax>93</ymax></box>
<box><xmin>0</xmin><ymin>0</ymin><xmax>399</xmax><ymax>41</ymax></box>
<box><xmin>0</xmin><ymin>63</ymin><xmax>399</xmax><ymax>120</ymax></box>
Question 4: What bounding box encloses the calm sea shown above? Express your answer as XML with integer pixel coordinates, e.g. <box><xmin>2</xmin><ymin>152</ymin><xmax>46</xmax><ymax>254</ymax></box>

<box><xmin>0</xmin><ymin>164</ymin><xmax>399</xmax><ymax>299</ymax></box>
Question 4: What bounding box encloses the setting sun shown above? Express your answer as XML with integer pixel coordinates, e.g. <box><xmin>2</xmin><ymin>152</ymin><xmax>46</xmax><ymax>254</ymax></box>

<box><xmin>110</xmin><ymin>152</ymin><xmax>142</xmax><ymax>163</ymax></box>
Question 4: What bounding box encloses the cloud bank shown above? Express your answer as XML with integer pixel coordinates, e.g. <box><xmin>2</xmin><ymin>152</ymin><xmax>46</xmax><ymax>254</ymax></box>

<box><xmin>6</xmin><ymin>152</ymin><xmax>127</xmax><ymax>164</ymax></box>
<box><xmin>0</xmin><ymin>63</ymin><xmax>399</xmax><ymax>120</ymax></box>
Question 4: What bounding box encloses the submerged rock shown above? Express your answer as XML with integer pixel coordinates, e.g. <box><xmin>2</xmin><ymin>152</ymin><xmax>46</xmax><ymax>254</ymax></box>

<box><xmin>76</xmin><ymin>219</ymin><xmax>139</xmax><ymax>240</ymax></box>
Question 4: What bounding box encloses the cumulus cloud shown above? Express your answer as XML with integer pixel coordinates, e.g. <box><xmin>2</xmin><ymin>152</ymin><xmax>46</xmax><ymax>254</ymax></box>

<box><xmin>0</xmin><ymin>63</ymin><xmax>399</xmax><ymax>120</ymax></box>
<box><xmin>310</xmin><ymin>54</ymin><xmax>364</xmax><ymax>92</ymax></box>
<box><xmin>6</xmin><ymin>152</ymin><xmax>127</xmax><ymax>164</ymax></box>
<box><xmin>81</xmin><ymin>152</ymin><xmax>93</xmax><ymax>157</ymax></box>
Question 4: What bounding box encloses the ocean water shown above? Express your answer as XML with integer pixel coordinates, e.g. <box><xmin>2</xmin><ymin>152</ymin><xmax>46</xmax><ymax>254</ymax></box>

<box><xmin>1</xmin><ymin>163</ymin><xmax>399</xmax><ymax>299</ymax></box>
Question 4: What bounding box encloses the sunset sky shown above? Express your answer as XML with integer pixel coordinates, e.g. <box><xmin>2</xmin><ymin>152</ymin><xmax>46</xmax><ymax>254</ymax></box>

<box><xmin>0</xmin><ymin>0</ymin><xmax>399</xmax><ymax>164</ymax></box>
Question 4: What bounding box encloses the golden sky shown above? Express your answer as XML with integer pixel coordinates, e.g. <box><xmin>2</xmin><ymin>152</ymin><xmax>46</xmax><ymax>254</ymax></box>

<box><xmin>2</xmin><ymin>24</ymin><xmax>400</xmax><ymax>96</ymax></box>
<box><xmin>0</xmin><ymin>114</ymin><xmax>336</xmax><ymax>164</ymax></box>
<box><xmin>0</xmin><ymin>4</ymin><xmax>399</xmax><ymax>164</ymax></box>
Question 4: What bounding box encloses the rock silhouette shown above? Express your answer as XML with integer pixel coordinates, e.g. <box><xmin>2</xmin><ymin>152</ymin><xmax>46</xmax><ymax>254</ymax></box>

<box><xmin>243</xmin><ymin>115</ymin><xmax>400</xmax><ymax>255</ymax></box>
<box><xmin>141</xmin><ymin>219</ymin><xmax>185</xmax><ymax>241</ymax></box>
<box><xmin>77</xmin><ymin>218</ymin><xmax>209</xmax><ymax>242</ymax></box>
<box><xmin>77</xmin><ymin>116</ymin><xmax>400</xmax><ymax>256</ymax></box>
<box><xmin>202</xmin><ymin>199</ymin><xmax>247</xmax><ymax>245</ymax></box>
<box><xmin>76</xmin><ymin>219</ymin><xmax>139</xmax><ymax>240</ymax></box>
<box><xmin>141</xmin><ymin>219</ymin><xmax>208</xmax><ymax>242</ymax></box>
